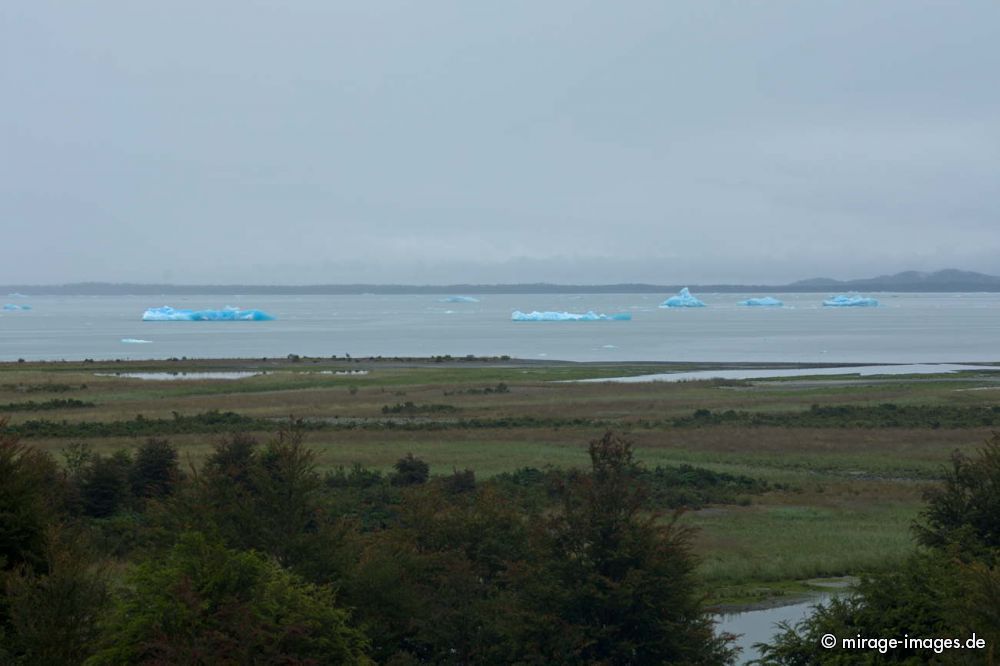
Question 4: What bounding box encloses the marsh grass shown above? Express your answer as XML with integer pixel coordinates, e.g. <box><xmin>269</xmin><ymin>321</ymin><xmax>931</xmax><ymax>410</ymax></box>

<box><xmin>2</xmin><ymin>359</ymin><xmax>993</xmax><ymax>601</ymax></box>
<box><xmin>690</xmin><ymin>500</ymin><xmax>918</xmax><ymax>591</ymax></box>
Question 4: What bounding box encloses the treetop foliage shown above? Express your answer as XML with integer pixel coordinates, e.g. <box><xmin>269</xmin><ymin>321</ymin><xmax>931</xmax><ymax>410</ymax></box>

<box><xmin>1</xmin><ymin>426</ymin><xmax>739</xmax><ymax>664</ymax></box>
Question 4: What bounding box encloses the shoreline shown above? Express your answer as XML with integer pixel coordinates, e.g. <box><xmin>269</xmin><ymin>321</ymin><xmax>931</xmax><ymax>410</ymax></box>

<box><xmin>4</xmin><ymin>356</ymin><xmax>1000</xmax><ymax>370</ymax></box>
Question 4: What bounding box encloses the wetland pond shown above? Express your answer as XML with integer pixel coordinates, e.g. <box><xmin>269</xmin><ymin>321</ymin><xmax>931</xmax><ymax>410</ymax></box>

<box><xmin>715</xmin><ymin>580</ymin><xmax>853</xmax><ymax>664</ymax></box>
<box><xmin>93</xmin><ymin>370</ymin><xmax>369</xmax><ymax>381</ymax></box>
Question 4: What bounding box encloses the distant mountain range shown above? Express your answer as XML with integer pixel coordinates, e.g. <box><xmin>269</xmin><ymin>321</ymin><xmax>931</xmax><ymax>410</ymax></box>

<box><xmin>789</xmin><ymin>269</ymin><xmax>1000</xmax><ymax>290</ymax></box>
<box><xmin>5</xmin><ymin>270</ymin><xmax>1000</xmax><ymax>295</ymax></box>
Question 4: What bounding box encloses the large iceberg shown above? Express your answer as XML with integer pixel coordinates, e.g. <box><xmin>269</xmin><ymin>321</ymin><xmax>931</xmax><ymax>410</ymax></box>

<box><xmin>823</xmin><ymin>294</ymin><xmax>879</xmax><ymax>307</ymax></box>
<box><xmin>659</xmin><ymin>288</ymin><xmax>705</xmax><ymax>308</ymax></box>
<box><xmin>3</xmin><ymin>303</ymin><xmax>31</xmax><ymax>311</ymax></box>
<box><xmin>440</xmin><ymin>296</ymin><xmax>480</xmax><ymax>303</ymax></box>
<box><xmin>142</xmin><ymin>306</ymin><xmax>276</xmax><ymax>321</ymax></box>
<box><xmin>512</xmin><ymin>310</ymin><xmax>632</xmax><ymax>321</ymax></box>
<box><xmin>740</xmin><ymin>296</ymin><xmax>784</xmax><ymax>307</ymax></box>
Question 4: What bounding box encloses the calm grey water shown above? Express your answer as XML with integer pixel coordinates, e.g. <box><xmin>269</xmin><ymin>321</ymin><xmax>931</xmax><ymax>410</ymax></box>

<box><xmin>715</xmin><ymin>594</ymin><xmax>835</xmax><ymax>665</ymax></box>
<box><xmin>2</xmin><ymin>292</ymin><xmax>998</xmax><ymax>362</ymax></box>
<box><xmin>584</xmin><ymin>364</ymin><xmax>1000</xmax><ymax>383</ymax></box>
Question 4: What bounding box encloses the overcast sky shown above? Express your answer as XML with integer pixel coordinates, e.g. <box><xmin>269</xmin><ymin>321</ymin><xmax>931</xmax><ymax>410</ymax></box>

<box><xmin>2</xmin><ymin>1</ymin><xmax>999</xmax><ymax>285</ymax></box>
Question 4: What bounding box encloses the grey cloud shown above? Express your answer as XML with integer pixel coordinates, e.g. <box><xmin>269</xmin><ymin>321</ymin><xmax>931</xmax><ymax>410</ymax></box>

<box><xmin>2</xmin><ymin>1</ymin><xmax>998</xmax><ymax>284</ymax></box>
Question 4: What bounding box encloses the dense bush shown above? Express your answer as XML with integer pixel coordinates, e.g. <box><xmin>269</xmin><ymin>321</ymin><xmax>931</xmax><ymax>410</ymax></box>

<box><xmin>0</xmin><ymin>398</ymin><xmax>94</xmax><ymax>411</ymax></box>
<box><xmin>381</xmin><ymin>401</ymin><xmax>459</xmax><ymax>415</ymax></box>
<box><xmin>79</xmin><ymin>451</ymin><xmax>132</xmax><ymax>518</ymax></box>
<box><xmin>673</xmin><ymin>403</ymin><xmax>1000</xmax><ymax>429</ymax></box>
<box><xmin>86</xmin><ymin>533</ymin><xmax>369</xmax><ymax>665</ymax></box>
<box><xmin>3</xmin><ymin>530</ymin><xmax>110</xmax><ymax>665</ymax></box>
<box><xmin>391</xmin><ymin>453</ymin><xmax>430</xmax><ymax>486</ymax></box>
<box><xmin>185</xmin><ymin>429</ymin><xmax>329</xmax><ymax>568</ymax></box>
<box><xmin>492</xmin><ymin>462</ymin><xmax>769</xmax><ymax>510</ymax></box>
<box><xmin>0</xmin><ymin>424</ymin><xmax>65</xmax><ymax>572</ymax></box>
<box><xmin>443</xmin><ymin>468</ymin><xmax>476</xmax><ymax>494</ymax></box>
<box><xmin>129</xmin><ymin>437</ymin><xmax>180</xmax><ymax>501</ymax></box>
<box><xmin>1</xmin><ymin>382</ymin><xmax>84</xmax><ymax>393</ymax></box>
<box><xmin>915</xmin><ymin>435</ymin><xmax>1000</xmax><ymax>560</ymax></box>
<box><xmin>2</xmin><ymin>426</ymin><xmax>746</xmax><ymax>663</ymax></box>
<box><xmin>0</xmin><ymin>412</ymin><xmax>614</xmax><ymax>437</ymax></box>
<box><xmin>508</xmin><ymin>432</ymin><xmax>734</xmax><ymax>664</ymax></box>
<box><xmin>0</xmin><ymin>410</ymin><xmax>309</xmax><ymax>439</ymax></box>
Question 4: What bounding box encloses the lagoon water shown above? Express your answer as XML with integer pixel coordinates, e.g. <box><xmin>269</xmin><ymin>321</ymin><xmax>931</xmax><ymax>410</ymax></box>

<box><xmin>715</xmin><ymin>594</ymin><xmax>836</xmax><ymax>665</ymax></box>
<box><xmin>1</xmin><ymin>292</ymin><xmax>999</xmax><ymax>363</ymax></box>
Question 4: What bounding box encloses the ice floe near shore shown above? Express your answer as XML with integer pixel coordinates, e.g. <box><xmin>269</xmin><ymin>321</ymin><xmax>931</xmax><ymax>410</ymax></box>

<box><xmin>142</xmin><ymin>306</ymin><xmax>276</xmax><ymax>321</ymax></box>
<box><xmin>3</xmin><ymin>303</ymin><xmax>31</xmax><ymax>311</ymax></box>
<box><xmin>440</xmin><ymin>296</ymin><xmax>480</xmax><ymax>303</ymax></box>
<box><xmin>511</xmin><ymin>310</ymin><xmax>631</xmax><ymax>321</ymax></box>
<box><xmin>823</xmin><ymin>294</ymin><xmax>879</xmax><ymax>307</ymax></box>
<box><xmin>660</xmin><ymin>288</ymin><xmax>705</xmax><ymax>308</ymax></box>
<box><xmin>740</xmin><ymin>297</ymin><xmax>784</xmax><ymax>307</ymax></box>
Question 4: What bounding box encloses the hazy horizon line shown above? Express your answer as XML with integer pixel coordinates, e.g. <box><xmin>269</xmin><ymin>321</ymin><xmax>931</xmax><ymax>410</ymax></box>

<box><xmin>5</xmin><ymin>268</ymin><xmax>1000</xmax><ymax>295</ymax></box>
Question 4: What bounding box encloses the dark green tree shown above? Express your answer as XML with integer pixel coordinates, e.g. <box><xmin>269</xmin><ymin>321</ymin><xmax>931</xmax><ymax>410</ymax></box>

<box><xmin>511</xmin><ymin>431</ymin><xmax>732</xmax><ymax>664</ymax></box>
<box><xmin>129</xmin><ymin>437</ymin><xmax>179</xmax><ymax>502</ymax></box>
<box><xmin>348</xmin><ymin>484</ymin><xmax>530</xmax><ymax>663</ymax></box>
<box><xmin>391</xmin><ymin>453</ymin><xmax>430</xmax><ymax>486</ymax></box>
<box><xmin>3</xmin><ymin>527</ymin><xmax>110</xmax><ymax>665</ymax></box>
<box><xmin>79</xmin><ymin>451</ymin><xmax>132</xmax><ymax>518</ymax></box>
<box><xmin>915</xmin><ymin>433</ymin><xmax>1000</xmax><ymax>561</ymax></box>
<box><xmin>86</xmin><ymin>532</ymin><xmax>370</xmax><ymax>665</ymax></box>
<box><xmin>173</xmin><ymin>428</ymin><xmax>330</xmax><ymax>570</ymax></box>
<box><xmin>251</xmin><ymin>426</ymin><xmax>326</xmax><ymax>565</ymax></box>
<box><xmin>0</xmin><ymin>426</ymin><xmax>64</xmax><ymax>573</ymax></box>
<box><xmin>202</xmin><ymin>432</ymin><xmax>258</xmax><ymax>489</ymax></box>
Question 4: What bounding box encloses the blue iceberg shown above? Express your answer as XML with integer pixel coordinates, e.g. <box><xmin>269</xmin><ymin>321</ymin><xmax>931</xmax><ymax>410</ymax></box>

<box><xmin>511</xmin><ymin>310</ymin><xmax>632</xmax><ymax>321</ymax></box>
<box><xmin>659</xmin><ymin>288</ymin><xmax>705</xmax><ymax>308</ymax></box>
<box><xmin>440</xmin><ymin>296</ymin><xmax>480</xmax><ymax>303</ymax></box>
<box><xmin>3</xmin><ymin>303</ymin><xmax>31</xmax><ymax>311</ymax></box>
<box><xmin>823</xmin><ymin>294</ymin><xmax>879</xmax><ymax>308</ymax></box>
<box><xmin>740</xmin><ymin>296</ymin><xmax>784</xmax><ymax>307</ymax></box>
<box><xmin>142</xmin><ymin>306</ymin><xmax>276</xmax><ymax>321</ymax></box>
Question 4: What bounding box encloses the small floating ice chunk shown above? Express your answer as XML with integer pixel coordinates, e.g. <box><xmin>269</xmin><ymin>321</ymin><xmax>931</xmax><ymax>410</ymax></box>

<box><xmin>511</xmin><ymin>310</ymin><xmax>632</xmax><ymax>321</ymax></box>
<box><xmin>823</xmin><ymin>294</ymin><xmax>879</xmax><ymax>307</ymax></box>
<box><xmin>121</xmin><ymin>338</ymin><xmax>153</xmax><ymax>344</ymax></box>
<box><xmin>440</xmin><ymin>296</ymin><xmax>480</xmax><ymax>303</ymax></box>
<box><xmin>740</xmin><ymin>296</ymin><xmax>784</xmax><ymax>307</ymax></box>
<box><xmin>659</xmin><ymin>287</ymin><xmax>705</xmax><ymax>308</ymax></box>
<box><xmin>3</xmin><ymin>303</ymin><xmax>31</xmax><ymax>311</ymax></box>
<box><xmin>142</xmin><ymin>306</ymin><xmax>276</xmax><ymax>321</ymax></box>
<box><xmin>7</xmin><ymin>292</ymin><xmax>29</xmax><ymax>298</ymax></box>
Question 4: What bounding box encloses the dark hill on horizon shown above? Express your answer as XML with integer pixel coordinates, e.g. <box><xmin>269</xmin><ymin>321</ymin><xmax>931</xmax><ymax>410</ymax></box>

<box><xmin>790</xmin><ymin>269</ymin><xmax>1000</xmax><ymax>290</ymax></box>
<box><xmin>5</xmin><ymin>270</ymin><xmax>1000</xmax><ymax>295</ymax></box>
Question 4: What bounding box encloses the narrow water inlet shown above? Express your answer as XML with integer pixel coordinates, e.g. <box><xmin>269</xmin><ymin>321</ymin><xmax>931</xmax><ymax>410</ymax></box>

<box><xmin>715</xmin><ymin>583</ymin><xmax>853</xmax><ymax>665</ymax></box>
<box><xmin>94</xmin><ymin>371</ymin><xmax>266</xmax><ymax>380</ymax></box>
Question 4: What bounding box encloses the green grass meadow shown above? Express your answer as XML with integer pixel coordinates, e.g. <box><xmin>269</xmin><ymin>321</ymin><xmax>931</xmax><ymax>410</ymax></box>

<box><xmin>4</xmin><ymin>357</ymin><xmax>997</xmax><ymax>605</ymax></box>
